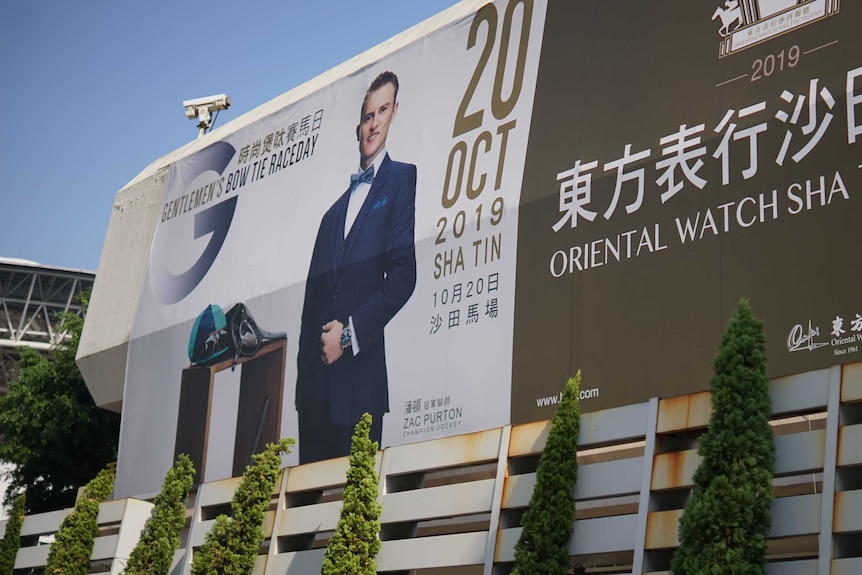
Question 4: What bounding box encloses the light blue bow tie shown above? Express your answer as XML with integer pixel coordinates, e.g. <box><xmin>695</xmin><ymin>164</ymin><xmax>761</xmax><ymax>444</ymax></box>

<box><xmin>349</xmin><ymin>165</ymin><xmax>375</xmax><ymax>188</ymax></box>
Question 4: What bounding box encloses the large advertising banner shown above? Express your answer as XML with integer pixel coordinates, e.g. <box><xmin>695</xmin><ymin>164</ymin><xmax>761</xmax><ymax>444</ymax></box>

<box><xmin>117</xmin><ymin>0</ymin><xmax>548</xmax><ymax>497</ymax></box>
<box><xmin>511</xmin><ymin>0</ymin><xmax>861</xmax><ymax>422</ymax></box>
<box><xmin>116</xmin><ymin>0</ymin><xmax>861</xmax><ymax>499</ymax></box>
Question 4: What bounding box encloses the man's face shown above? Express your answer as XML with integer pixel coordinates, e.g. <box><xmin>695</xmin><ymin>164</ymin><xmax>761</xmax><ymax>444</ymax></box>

<box><xmin>357</xmin><ymin>82</ymin><xmax>398</xmax><ymax>168</ymax></box>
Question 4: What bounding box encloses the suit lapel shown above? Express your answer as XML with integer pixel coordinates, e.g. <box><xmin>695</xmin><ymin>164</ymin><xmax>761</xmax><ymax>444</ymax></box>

<box><xmin>342</xmin><ymin>153</ymin><xmax>391</xmax><ymax>265</ymax></box>
<box><xmin>330</xmin><ymin>192</ymin><xmax>349</xmax><ymax>282</ymax></box>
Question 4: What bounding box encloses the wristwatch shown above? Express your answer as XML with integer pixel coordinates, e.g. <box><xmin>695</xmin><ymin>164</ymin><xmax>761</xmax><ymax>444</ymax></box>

<box><xmin>340</xmin><ymin>324</ymin><xmax>352</xmax><ymax>350</ymax></box>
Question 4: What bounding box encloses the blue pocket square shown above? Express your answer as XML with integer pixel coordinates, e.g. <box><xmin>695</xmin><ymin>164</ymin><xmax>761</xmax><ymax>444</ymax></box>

<box><xmin>372</xmin><ymin>197</ymin><xmax>388</xmax><ymax>211</ymax></box>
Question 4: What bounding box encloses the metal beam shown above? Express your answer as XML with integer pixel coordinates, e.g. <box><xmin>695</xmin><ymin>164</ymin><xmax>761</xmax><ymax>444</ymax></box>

<box><xmin>0</xmin><ymin>262</ymin><xmax>94</xmax><ymax>394</ymax></box>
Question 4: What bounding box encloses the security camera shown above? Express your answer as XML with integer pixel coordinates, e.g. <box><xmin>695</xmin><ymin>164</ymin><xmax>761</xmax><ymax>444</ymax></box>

<box><xmin>183</xmin><ymin>94</ymin><xmax>231</xmax><ymax>119</ymax></box>
<box><xmin>183</xmin><ymin>93</ymin><xmax>231</xmax><ymax>138</ymax></box>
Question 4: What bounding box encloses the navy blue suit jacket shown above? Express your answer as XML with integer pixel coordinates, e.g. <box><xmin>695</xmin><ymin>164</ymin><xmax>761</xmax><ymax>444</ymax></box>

<box><xmin>296</xmin><ymin>153</ymin><xmax>417</xmax><ymax>427</ymax></box>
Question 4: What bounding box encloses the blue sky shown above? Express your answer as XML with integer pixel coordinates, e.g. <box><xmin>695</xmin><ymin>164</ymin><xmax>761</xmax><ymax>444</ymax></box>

<box><xmin>0</xmin><ymin>0</ymin><xmax>458</xmax><ymax>271</ymax></box>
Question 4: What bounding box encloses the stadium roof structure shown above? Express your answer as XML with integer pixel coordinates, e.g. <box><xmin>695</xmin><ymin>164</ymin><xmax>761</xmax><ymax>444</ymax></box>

<box><xmin>0</xmin><ymin>257</ymin><xmax>94</xmax><ymax>393</ymax></box>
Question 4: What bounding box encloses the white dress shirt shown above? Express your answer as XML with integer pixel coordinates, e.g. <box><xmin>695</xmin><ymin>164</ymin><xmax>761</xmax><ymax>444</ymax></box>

<box><xmin>343</xmin><ymin>149</ymin><xmax>386</xmax><ymax>355</ymax></box>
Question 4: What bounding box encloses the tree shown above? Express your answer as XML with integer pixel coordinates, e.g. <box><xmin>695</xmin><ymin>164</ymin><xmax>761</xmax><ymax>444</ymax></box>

<box><xmin>45</xmin><ymin>467</ymin><xmax>115</xmax><ymax>575</ymax></box>
<box><xmin>512</xmin><ymin>371</ymin><xmax>581</xmax><ymax>575</ymax></box>
<box><xmin>0</xmin><ymin>493</ymin><xmax>26</xmax><ymax>575</ymax></box>
<box><xmin>190</xmin><ymin>439</ymin><xmax>294</xmax><ymax>575</ymax></box>
<box><xmin>320</xmin><ymin>413</ymin><xmax>382</xmax><ymax>575</ymax></box>
<box><xmin>671</xmin><ymin>299</ymin><xmax>775</xmax><ymax>575</ymax></box>
<box><xmin>0</xmin><ymin>294</ymin><xmax>121</xmax><ymax>514</ymax></box>
<box><xmin>122</xmin><ymin>454</ymin><xmax>195</xmax><ymax>575</ymax></box>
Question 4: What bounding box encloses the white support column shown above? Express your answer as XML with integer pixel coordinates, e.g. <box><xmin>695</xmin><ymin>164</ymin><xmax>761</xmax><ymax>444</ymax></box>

<box><xmin>180</xmin><ymin>486</ymin><xmax>205</xmax><ymax>575</ymax></box>
<box><xmin>632</xmin><ymin>397</ymin><xmax>660</xmax><ymax>575</ymax></box>
<box><xmin>483</xmin><ymin>424</ymin><xmax>511</xmax><ymax>575</ymax></box>
<box><xmin>818</xmin><ymin>365</ymin><xmax>842</xmax><ymax>575</ymax></box>
<box><xmin>377</xmin><ymin>444</ymin><xmax>390</xmax><ymax>497</ymax></box>
<box><xmin>266</xmin><ymin>468</ymin><xmax>290</xmax><ymax>569</ymax></box>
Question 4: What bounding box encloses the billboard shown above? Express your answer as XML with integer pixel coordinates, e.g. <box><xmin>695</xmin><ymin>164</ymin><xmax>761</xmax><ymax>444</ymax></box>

<box><xmin>116</xmin><ymin>0</ymin><xmax>861</xmax><ymax>498</ymax></box>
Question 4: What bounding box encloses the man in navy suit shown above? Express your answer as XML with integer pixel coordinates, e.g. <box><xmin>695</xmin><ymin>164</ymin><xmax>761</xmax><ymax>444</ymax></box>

<box><xmin>296</xmin><ymin>71</ymin><xmax>417</xmax><ymax>464</ymax></box>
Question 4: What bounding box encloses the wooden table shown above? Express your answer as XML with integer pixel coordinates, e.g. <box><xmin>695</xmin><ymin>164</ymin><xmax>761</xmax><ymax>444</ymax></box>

<box><xmin>173</xmin><ymin>338</ymin><xmax>287</xmax><ymax>482</ymax></box>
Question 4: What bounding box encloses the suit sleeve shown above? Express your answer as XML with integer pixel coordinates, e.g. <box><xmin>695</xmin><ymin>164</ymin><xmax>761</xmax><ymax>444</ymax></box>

<box><xmin>295</xmin><ymin>216</ymin><xmax>329</xmax><ymax>407</ymax></box>
<box><xmin>350</xmin><ymin>164</ymin><xmax>417</xmax><ymax>349</ymax></box>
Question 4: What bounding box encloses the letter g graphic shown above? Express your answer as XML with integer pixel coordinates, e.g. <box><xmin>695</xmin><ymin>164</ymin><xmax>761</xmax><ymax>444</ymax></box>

<box><xmin>151</xmin><ymin>141</ymin><xmax>237</xmax><ymax>305</ymax></box>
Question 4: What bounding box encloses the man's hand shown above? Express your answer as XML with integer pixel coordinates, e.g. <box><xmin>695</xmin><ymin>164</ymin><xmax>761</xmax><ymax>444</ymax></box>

<box><xmin>320</xmin><ymin>320</ymin><xmax>344</xmax><ymax>365</ymax></box>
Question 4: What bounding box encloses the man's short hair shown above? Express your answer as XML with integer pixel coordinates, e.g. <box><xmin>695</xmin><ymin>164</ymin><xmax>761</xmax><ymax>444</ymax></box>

<box><xmin>361</xmin><ymin>71</ymin><xmax>399</xmax><ymax>117</ymax></box>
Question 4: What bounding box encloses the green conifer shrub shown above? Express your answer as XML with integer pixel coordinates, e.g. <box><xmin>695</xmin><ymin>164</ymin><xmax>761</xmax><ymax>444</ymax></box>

<box><xmin>45</xmin><ymin>467</ymin><xmax>115</xmax><ymax>575</ymax></box>
<box><xmin>512</xmin><ymin>372</ymin><xmax>581</xmax><ymax>575</ymax></box>
<box><xmin>190</xmin><ymin>439</ymin><xmax>293</xmax><ymax>575</ymax></box>
<box><xmin>0</xmin><ymin>494</ymin><xmax>26</xmax><ymax>575</ymax></box>
<box><xmin>671</xmin><ymin>299</ymin><xmax>775</xmax><ymax>575</ymax></box>
<box><xmin>122</xmin><ymin>454</ymin><xmax>195</xmax><ymax>575</ymax></box>
<box><xmin>320</xmin><ymin>413</ymin><xmax>382</xmax><ymax>575</ymax></box>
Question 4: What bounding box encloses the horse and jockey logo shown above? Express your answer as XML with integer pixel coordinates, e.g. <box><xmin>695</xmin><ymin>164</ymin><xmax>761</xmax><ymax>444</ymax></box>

<box><xmin>712</xmin><ymin>0</ymin><xmax>841</xmax><ymax>58</ymax></box>
<box><xmin>712</xmin><ymin>1</ymin><xmax>743</xmax><ymax>37</ymax></box>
